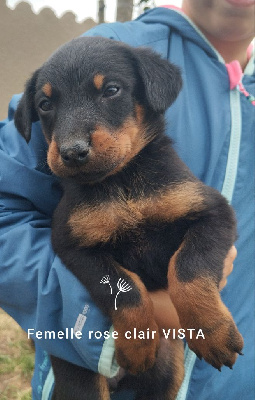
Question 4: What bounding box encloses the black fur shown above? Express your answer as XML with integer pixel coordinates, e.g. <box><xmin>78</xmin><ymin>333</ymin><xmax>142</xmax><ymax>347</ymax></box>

<box><xmin>15</xmin><ymin>37</ymin><xmax>243</xmax><ymax>400</ymax></box>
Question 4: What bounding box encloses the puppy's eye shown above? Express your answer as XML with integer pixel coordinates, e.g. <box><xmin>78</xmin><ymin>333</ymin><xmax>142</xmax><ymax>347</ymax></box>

<box><xmin>103</xmin><ymin>86</ymin><xmax>120</xmax><ymax>98</ymax></box>
<box><xmin>39</xmin><ymin>100</ymin><xmax>53</xmax><ymax>112</ymax></box>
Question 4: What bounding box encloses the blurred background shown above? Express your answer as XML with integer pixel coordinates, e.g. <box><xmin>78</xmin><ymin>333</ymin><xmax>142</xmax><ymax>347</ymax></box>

<box><xmin>0</xmin><ymin>1</ymin><xmax>182</xmax><ymax>399</ymax></box>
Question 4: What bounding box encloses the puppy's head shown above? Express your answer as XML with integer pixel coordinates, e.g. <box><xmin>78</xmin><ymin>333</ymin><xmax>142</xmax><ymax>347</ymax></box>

<box><xmin>15</xmin><ymin>37</ymin><xmax>182</xmax><ymax>183</ymax></box>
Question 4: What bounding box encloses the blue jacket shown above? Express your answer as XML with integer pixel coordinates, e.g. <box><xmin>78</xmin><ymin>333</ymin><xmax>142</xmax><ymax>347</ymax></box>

<box><xmin>0</xmin><ymin>7</ymin><xmax>254</xmax><ymax>400</ymax></box>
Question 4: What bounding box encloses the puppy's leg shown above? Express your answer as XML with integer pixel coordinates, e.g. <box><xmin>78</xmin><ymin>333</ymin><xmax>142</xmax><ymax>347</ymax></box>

<box><xmin>52</xmin><ymin>200</ymin><xmax>160</xmax><ymax>376</ymax></box>
<box><xmin>118</xmin><ymin>338</ymin><xmax>184</xmax><ymax>400</ymax></box>
<box><xmin>51</xmin><ymin>356</ymin><xmax>110</xmax><ymax>400</ymax></box>
<box><xmin>168</xmin><ymin>209</ymin><xmax>244</xmax><ymax>370</ymax></box>
<box><xmin>52</xmin><ymin>239</ymin><xmax>159</xmax><ymax>375</ymax></box>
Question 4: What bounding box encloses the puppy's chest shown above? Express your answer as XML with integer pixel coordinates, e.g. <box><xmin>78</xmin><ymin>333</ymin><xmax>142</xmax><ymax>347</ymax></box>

<box><xmin>67</xmin><ymin>181</ymin><xmax>202</xmax><ymax>248</ymax></box>
<box><xmin>68</xmin><ymin>196</ymin><xmax>157</xmax><ymax>247</ymax></box>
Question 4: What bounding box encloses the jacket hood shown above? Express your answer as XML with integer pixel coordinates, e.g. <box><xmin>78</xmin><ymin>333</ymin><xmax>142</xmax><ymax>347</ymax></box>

<box><xmin>136</xmin><ymin>6</ymin><xmax>224</xmax><ymax>62</ymax></box>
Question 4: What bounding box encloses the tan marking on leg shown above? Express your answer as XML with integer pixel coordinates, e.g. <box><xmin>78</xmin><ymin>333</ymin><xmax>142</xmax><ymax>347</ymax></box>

<box><xmin>112</xmin><ymin>268</ymin><xmax>159</xmax><ymax>375</ymax></box>
<box><xmin>42</xmin><ymin>82</ymin><xmax>52</xmax><ymax>97</ymax></box>
<box><xmin>168</xmin><ymin>246</ymin><xmax>244</xmax><ymax>369</ymax></box>
<box><xmin>153</xmin><ymin>338</ymin><xmax>184</xmax><ymax>400</ymax></box>
<box><xmin>93</xmin><ymin>74</ymin><xmax>105</xmax><ymax>90</ymax></box>
<box><xmin>167</xmin><ymin>338</ymin><xmax>185</xmax><ymax>400</ymax></box>
<box><xmin>97</xmin><ymin>375</ymin><xmax>110</xmax><ymax>400</ymax></box>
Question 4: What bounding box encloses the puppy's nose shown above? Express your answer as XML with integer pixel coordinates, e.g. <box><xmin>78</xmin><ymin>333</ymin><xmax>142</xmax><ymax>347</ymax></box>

<box><xmin>60</xmin><ymin>141</ymin><xmax>89</xmax><ymax>167</ymax></box>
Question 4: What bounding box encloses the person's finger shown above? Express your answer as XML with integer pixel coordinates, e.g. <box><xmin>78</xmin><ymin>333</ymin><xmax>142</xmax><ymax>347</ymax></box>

<box><xmin>219</xmin><ymin>245</ymin><xmax>237</xmax><ymax>290</ymax></box>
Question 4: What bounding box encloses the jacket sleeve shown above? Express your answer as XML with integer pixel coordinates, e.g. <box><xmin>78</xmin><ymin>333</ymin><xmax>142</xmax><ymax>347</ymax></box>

<box><xmin>0</xmin><ymin>95</ymin><xmax>119</xmax><ymax>378</ymax></box>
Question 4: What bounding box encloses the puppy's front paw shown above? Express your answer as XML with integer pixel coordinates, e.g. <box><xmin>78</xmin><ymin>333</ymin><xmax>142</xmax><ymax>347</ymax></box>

<box><xmin>169</xmin><ymin>262</ymin><xmax>244</xmax><ymax>371</ymax></box>
<box><xmin>187</xmin><ymin>310</ymin><xmax>243</xmax><ymax>370</ymax></box>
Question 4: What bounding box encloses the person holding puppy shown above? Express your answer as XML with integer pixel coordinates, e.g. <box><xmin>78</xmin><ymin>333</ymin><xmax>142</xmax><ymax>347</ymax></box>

<box><xmin>0</xmin><ymin>1</ymin><xmax>254</xmax><ymax>399</ymax></box>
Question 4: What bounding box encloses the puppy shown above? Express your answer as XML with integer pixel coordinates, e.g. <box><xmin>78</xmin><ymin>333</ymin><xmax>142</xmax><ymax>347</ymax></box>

<box><xmin>15</xmin><ymin>36</ymin><xmax>243</xmax><ymax>400</ymax></box>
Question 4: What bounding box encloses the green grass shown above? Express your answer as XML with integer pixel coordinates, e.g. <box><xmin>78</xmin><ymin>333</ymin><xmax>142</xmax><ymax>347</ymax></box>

<box><xmin>20</xmin><ymin>393</ymin><xmax>32</xmax><ymax>400</ymax></box>
<box><xmin>0</xmin><ymin>339</ymin><xmax>34</xmax><ymax>378</ymax></box>
<box><xmin>10</xmin><ymin>339</ymin><xmax>35</xmax><ymax>378</ymax></box>
<box><xmin>0</xmin><ymin>310</ymin><xmax>34</xmax><ymax>400</ymax></box>
<box><xmin>0</xmin><ymin>354</ymin><xmax>16</xmax><ymax>374</ymax></box>
<box><xmin>0</xmin><ymin>389</ymin><xmax>32</xmax><ymax>400</ymax></box>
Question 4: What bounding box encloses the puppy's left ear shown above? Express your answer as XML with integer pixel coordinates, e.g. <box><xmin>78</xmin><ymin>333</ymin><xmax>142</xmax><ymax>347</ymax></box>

<box><xmin>14</xmin><ymin>68</ymin><xmax>40</xmax><ymax>142</ymax></box>
<box><xmin>132</xmin><ymin>47</ymin><xmax>182</xmax><ymax>113</ymax></box>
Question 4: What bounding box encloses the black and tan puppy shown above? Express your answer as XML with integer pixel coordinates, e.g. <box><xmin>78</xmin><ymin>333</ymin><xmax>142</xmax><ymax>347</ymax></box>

<box><xmin>15</xmin><ymin>37</ymin><xmax>243</xmax><ymax>400</ymax></box>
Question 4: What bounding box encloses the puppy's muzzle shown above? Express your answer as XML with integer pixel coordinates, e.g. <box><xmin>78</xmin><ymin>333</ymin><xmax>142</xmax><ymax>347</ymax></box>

<box><xmin>60</xmin><ymin>141</ymin><xmax>90</xmax><ymax>167</ymax></box>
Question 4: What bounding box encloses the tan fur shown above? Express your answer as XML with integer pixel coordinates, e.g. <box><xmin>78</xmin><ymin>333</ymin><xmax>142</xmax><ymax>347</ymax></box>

<box><xmin>156</xmin><ymin>338</ymin><xmax>184</xmax><ymax>400</ymax></box>
<box><xmin>169</xmin><ymin>339</ymin><xmax>185</xmax><ymax>400</ymax></box>
<box><xmin>68</xmin><ymin>182</ymin><xmax>204</xmax><ymax>246</ymax></box>
<box><xmin>93</xmin><ymin>74</ymin><xmax>105</xmax><ymax>90</ymax></box>
<box><xmin>42</xmin><ymin>82</ymin><xmax>52</xmax><ymax>97</ymax></box>
<box><xmin>97</xmin><ymin>375</ymin><xmax>110</xmax><ymax>400</ymax></box>
<box><xmin>90</xmin><ymin>117</ymin><xmax>150</xmax><ymax>177</ymax></box>
<box><xmin>135</xmin><ymin>104</ymin><xmax>145</xmax><ymax>125</ymax></box>
<box><xmin>112</xmin><ymin>268</ymin><xmax>159</xmax><ymax>375</ymax></box>
<box><xmin>46</xmin><ymin>115</ymin><xmax>150</xmax><ymax>180</ymax></box>
<box><xmin>47</xmin><ymin>139</ymin><xmax>62</xmax><ymax>174</ymax></box>
<box><xmin>47</xmin><ymin>138</ymin><xmax>77</xmax><ymax>177</ymax></box>
<box><xmin>168</xmin><ymin>246</ymin><xmax>244</xmax><ymax>367</ymax></box>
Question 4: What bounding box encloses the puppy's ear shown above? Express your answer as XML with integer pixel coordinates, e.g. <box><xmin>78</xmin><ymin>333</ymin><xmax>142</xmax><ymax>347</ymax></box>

<box><xmin>14</xmin><ymin>69</ymin><xmax>40</xmax><ymax>142</ymax></box>
<box><xmin>132</xmin><ymin>47</ymin><xmax>182</xmax><ymax>113</ymax></box>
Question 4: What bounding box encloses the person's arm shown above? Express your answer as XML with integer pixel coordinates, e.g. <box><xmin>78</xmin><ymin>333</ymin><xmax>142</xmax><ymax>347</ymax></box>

<box><xmin>0</xmin><ymin>95</ymin><xmax>118</xmax><ymax>378</ymax></box>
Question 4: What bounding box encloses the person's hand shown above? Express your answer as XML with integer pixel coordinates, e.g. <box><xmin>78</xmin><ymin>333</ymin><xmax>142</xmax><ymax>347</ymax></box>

<box><xmin>149</xmin><ymin>289</ymin><xmax>181</xmax><ymax>331</ymax></box>
<box><xmin>219</xmin><ymin>245</ymin><xmax>237</xmax><ymax>291</ymax></box>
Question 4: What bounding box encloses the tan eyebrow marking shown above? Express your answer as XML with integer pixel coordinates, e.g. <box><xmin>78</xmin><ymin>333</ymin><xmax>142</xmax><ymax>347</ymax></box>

<box><xmin>93</xmin><ymin>74</ymin><xmax>105</xmax><ymax>90</ymax></box>
<box><xmin>42</xmin><ymin>82</ymin><xmax>52</xmax><ymax>97</ymax></box>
